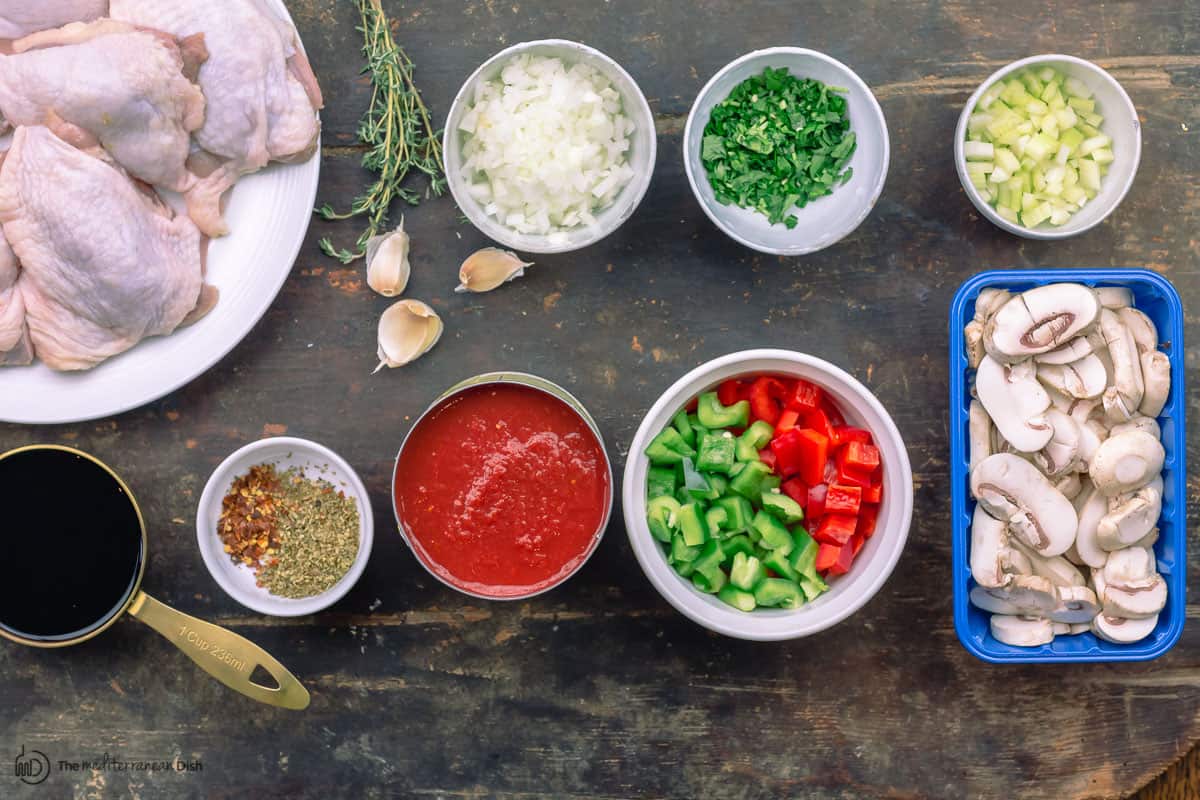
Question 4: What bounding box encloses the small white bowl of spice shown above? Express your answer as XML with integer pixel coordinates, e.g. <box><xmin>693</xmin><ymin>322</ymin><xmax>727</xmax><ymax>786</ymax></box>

<box><xmin>196</xmin><ymin>437</ymin><xmax>374</xmax><ymax>617</ymax></box>
<box><xmin>444</xmin><ymin>39</ymin><xmax>656</xmax><ymax>254</ymax></box>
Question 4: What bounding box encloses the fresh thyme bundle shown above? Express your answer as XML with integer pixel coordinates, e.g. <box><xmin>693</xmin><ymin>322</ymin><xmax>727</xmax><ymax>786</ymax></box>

<box><xmin>317</xmin><ymin>0</ymin><xmax>445</xmax><ymax>263</ymax></box>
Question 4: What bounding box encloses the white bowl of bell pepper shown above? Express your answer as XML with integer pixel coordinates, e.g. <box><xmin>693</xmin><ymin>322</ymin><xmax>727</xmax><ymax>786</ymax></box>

<box><xmin>622</xmin><ymin>349</ymin><xmax>913</xmax><ymax>640</ymax></box>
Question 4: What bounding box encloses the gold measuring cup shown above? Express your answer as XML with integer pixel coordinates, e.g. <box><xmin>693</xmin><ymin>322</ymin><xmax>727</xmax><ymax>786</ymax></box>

<box><xmin>0</xmin><ymin>445</ymin><xmax>309</xmax><ymax>710</ymax></box>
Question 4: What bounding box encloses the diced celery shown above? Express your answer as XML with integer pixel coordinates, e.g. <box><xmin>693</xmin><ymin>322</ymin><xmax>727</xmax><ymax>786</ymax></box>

<box><xmin>964</xmin><ymin>141</ymin><xmax>994</xmax><ymax>161</ymax></box>
<box><xmin>1068</xmin><ymin>96</ymin><xmax>1094</xmax><ymax>114</ymax></box>
<box><xmin>1050</xmin><ymin>208</ymin><xmax>1072</xmax><ymax>226</ymax></box>
<box><xmin>1021</xmin><ymin>192</ymin><xmax>1038</xmax><ymax>212</ymax></box>
<box><xmin>1090</xmin><ymin>148</ymin><xmax>1114</xmax><ymax>165</ymax></box>
<box><xmin>1026</xmin><ymin>99</ymin><xmax>1049</xmax><ymax>116</ymax></box>
<box><xmin>994</xmin><ymin>148</ymin><xmax>1020</xmax><ymax>173</ymax></box>
<box><xmin>988</xmin><ymin>166</ymin><xmax>1010</xmax><ymax>184</ymax></box>
<box><xmin>977</xmin><ymin>82</ymin><xmax>1004</xmax><ymax>110</ymax></box>
<box><xmin>1055</xmin><ymin>107</ymin><xmax>1078</xmax><ymax>129</ymax></box>
<box><xmin>995</xmin><ymin>205</ymin><xmax>1019</xmax><ymax>224</ymax></box>
<box><xmin>1077</xmin><ymin>122</ymin><xmax>1102</xmax><ymax>138</ymax></box>
<box><xmin>1037</xmin><ymin>66</ymin><xmax>1056</xmax><ymax>82</ymax></box>
<box><xmin>1040</xmin><ymin>81</ymin><xmax>1061</xmax><ymax>104</ymax></box>
<box><xmin>1022</xmin><ymin>201</ymin><xmax>1053</xmax><ymax>227</ymax></box>
<box><xmin>967</xmin><ymin>113</ymin><xmax>993</xmax><ymax>135</ymax></box>
<box><xmin>1079</xmin><ymin>134</ymin><xmax>1111</xmax><ymax>156</ymax></box>
<box><xmin>1063</xmin><ymin>185</ymin><xmax>1088</xmax><ymax>206</ymax></box>
<box><xmin>1060</xmin><ymin>127</ymin><xmax>1085</xmax><ymax>151</ymax></box>
<box><xmin>1064</xmin><ymin>76</ymin><xmax>1093</xmax><ymax>99</ymax></box>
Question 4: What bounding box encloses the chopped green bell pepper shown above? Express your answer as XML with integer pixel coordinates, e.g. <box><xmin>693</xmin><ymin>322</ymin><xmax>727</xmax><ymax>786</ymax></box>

<box><xmin>788</xmin><ymin>529</ymin><xmax>820</xmax><ymax>579</ymax></box>
<box><xmin>647</xmin><ymin>466</ymin><xmax>676</xmax><ymax>500</ymax></box>
<box><xmin>729</xmin><ymin>460</ymin><xmax>773</xmax><ymax>500</ymax></box>
<box><xmin>705</xmin><ymin>507</ymin><xmax>728</xmax><ymax>536</ymax></box>
<box><xmin>645</xmin><ymin>427</ymin><xmax>696</xmax><ymax>465</ymax></box>
<box><xmin>760</xmin><ymin>490</ymin><xmax>804</xmax><ymax>523</ymax></box>
<box><xmin>754</xmin><ymin>578</ymin><xmax>805</xmax><ymax>609</ymax></box>
<box><xmin>696</xmin><ymin>392</ymin><xmax>750</xmax><ymax>429</ymax></box>
<box><xmin>799</xmin><ymin>576</ymin><xmax>828</xmax><ymax>602</ymax></box>
<box><xmin>646</xmin><ymin>496</ymin><xmax>682</xmax><ymax>543</ymax></box>
<box><xmin>696</xmin><ymin>431</ymin><xmax>737</xmax><ymax>474</ymax></box>
<box><xmin>752</xmin><ymin>511</ymin><xmax>794</xmax><ymax>554</ymax></box>
<box><xmin>761</xmin><ymin>474</ymin><xmax>782</xmax><ymax>492</ymax></box>
<box><xmin>676</xmin><ymin>457</ymin><xmax>712</xmax><ymax>500</ymax></box>
<box><xmin>736</xmin><ymin>420</ymin><xmax>775</xmax><ymax>461</ymax></box>
<box><xmin>672</xmin><ymin>410</ymin><xmax>696</xmax><ymax>448</ymax></box>
<box><xmin>717</xmin><ymin>585</ymin><xmax>757</xmax><ymax>612</ymax></box>
<box><xmin>670</xmin><ymin>532</ymin><xmax>700</xmax><ymax>565</ymax></box>
<box><xmin>763</xmin><ymin>550</ymin><xmax>798</xmax><ymax>582</ymax></box>
<box><xmin>715</xmin><ymin>495</ymin><xmax>754</xmax><ymax>533</ymax></box>
<box><xmin>677</xmin><ymin>503</ymin><xmax>710</xmax><ymax>547</ymax></box>
<box><xmin>692</xmin><ymin>564</ymin><xmax>727</xmax><ymax>593</ymax></box>
<box><xmin>729</xmin><ymin>552</ymin><xmax>766</xmax><ymax>591</ymax></box>
<box><xmin>691</xmin><ymin>539</ymin><xmax>726</xmax><ymax>575</ymax></box>
<box><xmin>720</xmin><ymin>534</ymin><xmax>756</xmax><ymax>560</ymax></box>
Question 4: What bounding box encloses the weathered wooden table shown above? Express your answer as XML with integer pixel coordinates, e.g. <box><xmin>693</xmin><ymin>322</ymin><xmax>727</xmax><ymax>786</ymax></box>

<box><xmin>2</xmin><ymin>1</ymin><xmax>1197</xmax><ymax>797</ymax></box>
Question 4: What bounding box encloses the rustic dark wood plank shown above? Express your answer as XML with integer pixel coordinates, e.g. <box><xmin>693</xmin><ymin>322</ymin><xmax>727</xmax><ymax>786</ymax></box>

<box><xmin>2</xmin><ymin>1</ymin><xmax>1199</xmax><ymax>798</ymax></box>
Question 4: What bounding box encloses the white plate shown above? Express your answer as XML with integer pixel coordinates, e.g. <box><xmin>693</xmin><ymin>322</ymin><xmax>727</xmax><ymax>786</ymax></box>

<box><xmin>0</xmin><ymin>0</ymin><xmax>320</xmax><ymax>424</ymax></box>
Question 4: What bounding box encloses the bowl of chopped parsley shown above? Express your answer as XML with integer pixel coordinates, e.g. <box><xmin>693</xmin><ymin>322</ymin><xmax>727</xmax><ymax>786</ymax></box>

<box><xmin>684</xmin><ymin>48</ymin><xmax>889</xmax><ymax>255</ymax></box>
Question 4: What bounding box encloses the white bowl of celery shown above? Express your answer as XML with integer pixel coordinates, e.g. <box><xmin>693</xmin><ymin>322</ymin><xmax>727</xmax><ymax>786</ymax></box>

<box><xmin>955</xmin><ymin>54</ymin><xmax>1141</xmax><ymax>239</ymax></box>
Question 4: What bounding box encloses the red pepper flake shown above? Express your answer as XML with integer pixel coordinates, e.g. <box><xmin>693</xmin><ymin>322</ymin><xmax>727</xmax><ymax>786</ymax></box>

<box><xmin>217</xmin><ymin>463</ymin><xmax>284</xmax><ymax>572</ymax></box>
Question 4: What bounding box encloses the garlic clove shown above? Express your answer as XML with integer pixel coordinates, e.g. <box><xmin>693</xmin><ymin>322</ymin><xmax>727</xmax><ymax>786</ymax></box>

<box><xmin>455</xmin><ymin>247</ymin><xmax>532</xmax><ymax>293</ymax></box>
<box><xmin>365</xmin><ymin>217</ymin><xmax>411</xmax><ymax>297</ymax></box>
<box><xmin>374</xmin><ymin>299</ymin><xmax>443</xmax><ymax>372</ymax></box>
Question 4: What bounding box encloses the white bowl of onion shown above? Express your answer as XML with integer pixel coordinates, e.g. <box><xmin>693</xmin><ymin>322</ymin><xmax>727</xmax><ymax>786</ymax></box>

<box><xmin>955</xmin><ymin>54</ymin><xmax>1141</xmax><ymax>240</ymax></box>
<box><xmin>444</xmin><ymin>39</ymin><xmax>657</xmax><ymax>254</ymax></box>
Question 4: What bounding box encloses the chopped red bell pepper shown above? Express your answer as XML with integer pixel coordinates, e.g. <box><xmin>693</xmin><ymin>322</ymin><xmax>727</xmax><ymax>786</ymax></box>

<box><xmin>842</xmin><ymin>441</ymin><xmax>881</xmax><ymax>474</ymax></box>
<box><xmin>768</xmin><ymin>429</ymin><xmax>803</xmax><ymax>478</ymax></box>
<box><xmin>821</xmin><ymin>397</ymin><xmax>846</xmax><ymax>427</ymax></box>
<box><xmin>851</xmin><ymin>533</ymin><xmax>866</xmax><ymax>556</ymax></box>
<box><xmin>824</xmin><ymin>484</ymin><xmax>862</xmax><ymax>516</ymax></box>
<box><xmin>814</xmin><ymin>513</ymin><xmax>856</xmax><ymax>546</ymax></box>
<box><xmin>828</xmin><ymin>541</ymin><xmax>856</xmax><ymax>575</ymax></box>
<box><xmin>857</xmin><ymin>504</ymin><xmax>880</xmax><ymax>539</ymax></box>
<box><xmin>832</xmin><ymin>426</ymin><xmax>873</xmax><ymax>447</ymax></box>
<box><xmin>749</xmin><ymin>377</ymin><xmax>786</xmax><ymax>425</ymax></box>
<box><xmin>814</xmin><ymin>543</ymin><xmax>841</xmax><ymax>573</ymax></box>
<box><xmin>781</xmin><ymin>477</ymin><xmax>808</xmax><ymax>506</ymax></box>
<box><xmin>862</xmin><ymin>481</ymin><xmax>883</xmax><ymax>504</ymax></box>
<box><xmin>776</xmin><ymin>409</ymin><xmax>800</xmax><ymax>433</ymax></box>
<box><xmin>798</xmin><ymin>407</ymin><xmax>836</xmax><ymax>441</ymax></box>
<box><xmin>794</xmin><ymin>429</ymin><xmax>829</xmax><ymax>485</ymax></box>
<box><xmin>758</xmin><ymin>448</ymin><xmax>778</xmax><ymax>472</ymax></box>
<box><xmin>807</xmin><ymin>483</ymin><xmax>827</xmax><ymax>519</ymax></box>
<box><xmin>823</xmin><ymin>458</ymin><xmax>838</xmax><ymax>484</ymax></box>
<box><xmin>785</xmin><ymin>380</ymin><xmax>822</xmax><ymax>412</ymax></box>
<box><xmin>834</xmin><ymin>448</ymin><xmax>874</xmax><ymax>488</ymax></box>
<box><xmin>717</xmin><ymin>379</ymin><xmax>743</xmax><ymax>407</ymax></box>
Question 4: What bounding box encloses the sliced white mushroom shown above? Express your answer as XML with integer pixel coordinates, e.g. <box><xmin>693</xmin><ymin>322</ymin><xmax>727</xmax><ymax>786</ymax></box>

<box><xmin>1035</xmin><ymin>333</ymin><xmax>1101</xmax><ymax>365</ymax></box>
<box><xmin>970</xmin><ymin>575</ymin><xmax>1058</xmax><ymax>615</ymax></box>
<box><xmin>1089</xmin><ymin>431</ymin><xmax>1165</xmax><ymax>496</ymax></box>
<box><xmin>1044</xmin><ymin>385</ymin><xmax>1074</xmax><ymax>413</ymax></box>
<box><xmin>1099</xmin><ymin>309</ymin><xmax>1145</xmax><ymax>422</ymax></box>
<box><xmin>1097</xmin><ymin>476</ymin><xmax>1162</xmax><ymax>551</ymax></box>
<box><xmin>1095</xmin><ymin>286</ymin><xmax>1133</xmax><ymax>309</ymax></box>
<box><xmin>1134</xmin><ymin>527</ymin><xmax>1160</xmax><ymax>550</ymax></box>
<box><xmin>970</xmin><ymin>506</ymin><xmax>1029</xmax><ymax>589</ymax></box>
<box><xmin>1034</xmin><ymin>409</ymin><xmax>1081</xmax><ymax>476</ymax></box>
<box><xmin>1068</xmin><ymin>397</ymin><xmax>1102</xmax><ymax>428</ymax></box>
<box><xmin>965</xmin><ymin>321</ymin><xmax>986</xmax><ymax>369</ymax></box>
<box><xmin>971</xmin><ymin>454</ymin><xmax>1077</xmax><ymax>557</ymax></box>
<box><xmin>1047</xmin><ymin>585</ymin><xmax>1100</xmax><ymax>624</ymax></box>
<box><xmin>1011</xmin><ymin>538</ymin><xmax>1086</xmax><ymax>588</ymax></box>
<box><xmin>1069</xmin><ymin>622</ymin><xmax>1092</xmax><ymax>635</ymax></box>
<box><xmin>1110</xmin><ymin>416</ymin><xmax>1160</xmax><ymax>440</ymax></box>
<box><xmin>990</xmin><ymin>614</ymin><xmax>1055</xmax><ymax>646</ymax></box>
<box><xmin>975</xmin><ymin>288</ymin><xmax>1012</xmax><ymax>321</ymax></box>
<box><xmin>1138</xmin><ymin>351</ymin><xmax>1170</xmax><ymax>418</ymax></box>
<box><xmin>1101</xmin><ymin>547</ymin><xmax>1167</xmax><ymax>619</ymax></box>
<box><xmin>1036</xmin><ymin>355</ymin><xmax>1108</xmax><ymax>399</ymax></box>
<box><xmin>968</xmin><ymin>400</ymin><xmax>993</xmax><ymax>472</ymax></box>
<box><xmin>1091</xmin><ymin>613</ymin><xmax>1157</xmax><ymax>644</ymax></box>
<box><xmin>1052</xmin><ymin>621</ymin><xmax>1072</xmax><ymax>636</ymax></box>
<box><xmin>975</xmin><ymin>356</ymin><xmax>1053</xmax><ymax>453</ymax></box>
<box><xmin>1053</xmin><ymin>472</ymin><xmax>1082</xmax><ymax>501</ymax></box>
<box><xmin>1063</xmin><ymin>542</ymin><xmax>1085</xmax><ymax>566</ymax></box>
<box><xmin>1103</xmin><ymin>575</ymin><xmax>1167</xmax><ymax>619</ymax></box>
<box><xmin>1076</xmin><ymin>423</ymin><xmax>1102</xmax><ymax>470</ymax></box>
<box><xmin>1118</xmin><ymin>307</ymin><xmax>1158</xmax><ymax>354</ymax></box>
<box><xmin>1072</xmin><ymin>483</ymin><xmax>1110</xmax><ymax>569</ymax></box>
<box><xmin>984</xmin><ymin>284</ymin><xmax>1101</xmax><ymax>362</ymax></box>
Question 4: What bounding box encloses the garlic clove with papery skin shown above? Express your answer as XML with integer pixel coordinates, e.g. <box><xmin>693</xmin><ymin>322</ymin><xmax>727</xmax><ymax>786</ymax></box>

<box><xmin>455</xmin><ymin>247</ymin><xmax>532</xmax><ymax>293</ymax></box>
<box><xmin>374</xmin><ymin>299</ymin><xmax>443</xmax><ymax>372</ymax></box>
<box><xmin>365</xmin><ymin>217</ymin><xmax>411</xmax><ymax>297</ymax></box>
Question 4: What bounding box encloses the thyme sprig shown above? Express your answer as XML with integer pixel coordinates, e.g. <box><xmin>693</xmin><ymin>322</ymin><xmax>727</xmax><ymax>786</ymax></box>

<box><xmin>316</xmin><ymin>0</ymin><xmax>445</xmax><ymax>263</ymax></box>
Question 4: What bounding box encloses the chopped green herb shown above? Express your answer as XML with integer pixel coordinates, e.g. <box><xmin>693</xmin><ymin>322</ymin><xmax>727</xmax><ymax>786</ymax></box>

<box><xmin>701</xmin><ymin>67</ymin><xmax>856</xmax><ymax>228</ymax></box>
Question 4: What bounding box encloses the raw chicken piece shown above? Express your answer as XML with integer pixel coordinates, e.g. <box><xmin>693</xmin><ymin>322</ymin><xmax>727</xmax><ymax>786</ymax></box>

<box><xmin>0</xmin><ymin>224</ymin><xmax>31</xmax><ymax>366</ymax></box>
<box><xmin>0</xmin><ymin>126</ymin><xmax>209</xmax><ymax>371</ymax></box>
<box><xmin>110</xmin><ymin>0</ymin><xmax>323</xmax><ymax>236</ymax></box>
<box><xmin>0</xmin><ymin>19</ymin><xmax>205</xmax><ymax>192</ymax></box>
<box><xmin>0</xmin><ymin>0</ymin><xmax>106</xmax><ymax>40</ymax></box>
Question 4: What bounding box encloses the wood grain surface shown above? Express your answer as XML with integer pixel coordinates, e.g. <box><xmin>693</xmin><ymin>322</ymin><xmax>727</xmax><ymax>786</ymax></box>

<box><xmin>1</xmin><ymin>1</ymin><xmax>1198</xmax><ymax>798</ymax></box>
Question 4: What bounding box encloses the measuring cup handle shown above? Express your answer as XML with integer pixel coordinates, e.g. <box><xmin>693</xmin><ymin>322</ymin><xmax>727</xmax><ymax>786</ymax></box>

<box><xmin>127</xmin><ymin>592</ymin><xmax>310</xmax><ymax>710</ymax></box>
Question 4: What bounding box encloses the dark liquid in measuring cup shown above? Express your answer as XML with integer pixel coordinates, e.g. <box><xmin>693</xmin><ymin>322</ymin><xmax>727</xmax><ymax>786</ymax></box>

<box><xmin>0</xmin><ymin>449</ymin><xmax>143</xmax><ymax>641</ymax></box>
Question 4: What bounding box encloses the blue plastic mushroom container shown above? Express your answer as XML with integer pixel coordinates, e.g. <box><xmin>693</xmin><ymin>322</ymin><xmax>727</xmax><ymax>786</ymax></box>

<box><xmin>950</xmin><ymin>269</ymin><xmax>1186</xmax><ymax>663</ymax></box>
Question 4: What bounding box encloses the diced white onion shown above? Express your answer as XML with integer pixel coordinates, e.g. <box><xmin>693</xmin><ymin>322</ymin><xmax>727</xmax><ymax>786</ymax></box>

<box><xmin>458</xmin><ymin>54</ymin><xmax>636</xmax><ymax>236</ymax></box>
